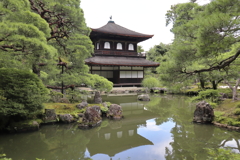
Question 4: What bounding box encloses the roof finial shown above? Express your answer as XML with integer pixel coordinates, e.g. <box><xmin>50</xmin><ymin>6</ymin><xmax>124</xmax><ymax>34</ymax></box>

<box><xmin>108</xmin><ymin>15</ymin><xmax>114</xmax><ymax>23</ymax></box>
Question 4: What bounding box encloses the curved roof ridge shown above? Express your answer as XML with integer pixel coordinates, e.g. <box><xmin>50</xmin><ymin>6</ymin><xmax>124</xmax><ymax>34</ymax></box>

<box><xmin>91</xmin><ymin>21</ymin><xmax>153</xmax><ymax>38</ymax></box>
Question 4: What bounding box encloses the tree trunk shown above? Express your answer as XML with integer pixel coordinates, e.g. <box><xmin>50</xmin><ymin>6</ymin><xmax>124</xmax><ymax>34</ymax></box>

<box><xmin>211</xmin><ymin>81</ymin><xmax>217</xmax><ymax>90</ymax></box>
<box><xmin>225</xmin><ymin>78</ymin><xmax>240</xmax><ymax>101</ymax></box>
<box><xmin>200</xmin><ymin>79</ymin><xmax>205</xmax><ymax>89</ymax></box>
<box><xmin>232</xmin><ymin>87</ymin><xmax>238</xmax><ymax>101</ymax></box>
<box><xmin>32</xmin><ymin>64</ymin><xmax>40</xmax><ymax>77</ymax></box>
<box><xmin>61</xmin><ymin>64</ymin><xmax>64</xmax><ymax>97</ymax></box>
<box><xmin>232</xmin><ymin>79</ymin><xmax>240</xmax><ymax>101</ymax></box>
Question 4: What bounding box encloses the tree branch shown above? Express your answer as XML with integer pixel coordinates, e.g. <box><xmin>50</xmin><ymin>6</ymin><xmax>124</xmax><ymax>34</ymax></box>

<box><xmin>181</xmin><ymin>49</ymin><xmax>240</xmax><ymax>75</ymax></box>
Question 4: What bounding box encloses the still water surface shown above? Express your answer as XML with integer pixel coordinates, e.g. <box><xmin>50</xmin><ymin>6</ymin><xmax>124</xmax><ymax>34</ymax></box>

<box><xmin>1</xmin><ymin>95</ymin><xmax>240</xmax><ymax>160</ymax></box>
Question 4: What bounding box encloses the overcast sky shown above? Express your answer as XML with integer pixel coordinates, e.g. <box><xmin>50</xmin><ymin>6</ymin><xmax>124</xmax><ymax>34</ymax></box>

<box><xmin>81</xmin><ymin>0</ymin><xmax>210</xmax><ymax>51</ymax></box>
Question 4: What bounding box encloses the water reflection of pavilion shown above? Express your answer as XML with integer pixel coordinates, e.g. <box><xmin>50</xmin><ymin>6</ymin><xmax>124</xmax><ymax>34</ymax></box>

<box><xmin>87</xmin><ymin>101</ymin><xmax>159</xmax><ymax>157</ymax></box>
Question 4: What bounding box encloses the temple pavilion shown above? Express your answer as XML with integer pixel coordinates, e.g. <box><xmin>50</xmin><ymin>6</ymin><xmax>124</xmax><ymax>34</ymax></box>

<box><xmin>85</xmin><ymin>18</ymin><xmax>159</xmax><ymax>86</ymax></box>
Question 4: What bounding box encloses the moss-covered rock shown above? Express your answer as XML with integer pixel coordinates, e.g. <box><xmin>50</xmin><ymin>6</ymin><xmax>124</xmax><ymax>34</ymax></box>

<box><xmin>78</xmin><ymin>106</ymin><xmax>102</xmax><ymax>129</ymax></box>
<box><xmin>8</xmin><ymin>119</ymin><xmax>42</xmax><ymax>133</ymax></box>
<box><xmin>107</xmin><ymin>104</ymin><xmax>123</xmax><ymax>120</ymax></box>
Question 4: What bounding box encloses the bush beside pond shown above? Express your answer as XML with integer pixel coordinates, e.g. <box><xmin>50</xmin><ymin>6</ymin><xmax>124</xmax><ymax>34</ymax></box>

<box><xmin>214</xmin><ymin>99</ymin><xmax>240</xmax><ymax>127</ymax></box>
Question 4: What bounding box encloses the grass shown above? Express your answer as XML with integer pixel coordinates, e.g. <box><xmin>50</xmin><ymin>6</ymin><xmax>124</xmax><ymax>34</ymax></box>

<box><xmin>43</xmin><ymin>103</ymin><xmax>84</xmax><ymax>115</ymax></box>
<box><xmin>43</xmin><ymin>102</ymin><xmax>108</xmax><ymax>115</ymax></box>
<box><xmin>214</xmin><ymin>99</ymin><xmax>240</xmax><ymax>126</ymax></box>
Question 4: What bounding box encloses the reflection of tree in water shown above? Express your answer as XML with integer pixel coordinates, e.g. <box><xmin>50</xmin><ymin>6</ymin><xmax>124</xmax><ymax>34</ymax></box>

<box><xmin>144</xmin><ymin>95</ymin><xmax>193</xmax><ymax>125</ymax></box>
<box><xmin>144</xmin><ymin>95</ymin><xmax>240</xmax><ymax>159</ymax></box>
<box><xmin>0</xmin><ymin>124</ymin><xmax>97</xmax><ymax>160</ymax></box>
<box><xmin>144</xmin><ymin>96</ymin><xmax>173</xmax><ymax>125</ymax></box>
<box><xmin>40</xmin><ymin>124</ymin><xmax>91</xmax><ymax>160</ymax></box>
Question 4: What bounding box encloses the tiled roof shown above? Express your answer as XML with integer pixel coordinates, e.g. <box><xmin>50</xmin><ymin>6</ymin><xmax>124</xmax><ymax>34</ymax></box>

<box><xmin>85</xmin><ymin>55</ymin><xmax>159</xmax><ymax>67</ymax></box>
<box><xmin>91</xmin><ymin>21</ymin><xmax>153</xmax><ymax>39</ymax></box>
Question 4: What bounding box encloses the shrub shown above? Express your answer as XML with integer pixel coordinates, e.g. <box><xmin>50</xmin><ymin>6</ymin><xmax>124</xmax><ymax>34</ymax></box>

<box><xmin>65</xmin><ymin>89</ymin><xmax>83</xmax><ymax>103</ymax></box>
<box><xmin>236</xmin><ymin>104</ymin><xmax>240</xmax><ymax>108</ymax></box>
<box><xmin>214</xmin><ymin>111</ymin><xmax>225</xmax><ymax>123</ymax></box>
<box><xmin>206</xmin><ymin>148</ymin><xmax>240</xmax><ymax>160</ymax></box>
<box><xmin>209</xmin><ymin>102</ymin><xmax>218</xmax><ymax>109</ymax></box>
<box><xmin>0</xmin><ymin>68</ymin><xmax>49</xmax><ymax>119</ymax></box>
<box><xmin>234</xmin><ymin>108</ymin><xmax>240</xmax><ymax>115</ymax></box>
<box><xmin>142</xmin><ymin>77</ymin><xmax>160</xmax><ymax>92</ymax></box>
<box><xmin>49</xmin><ymin>90</ymin><xmax>63</xmax><ymax>102</ymax></box>
<box><xmin>199</xmin><ymin>89</ymin><xmax>220</xmax><ymax>102</ymax></box>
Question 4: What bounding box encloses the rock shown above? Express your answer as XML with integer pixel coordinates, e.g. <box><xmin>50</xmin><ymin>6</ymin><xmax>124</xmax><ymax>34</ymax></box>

<box><xmin>91</xmin><ymin>105</ymin><xmax>101</xmax><ymax>115</ymax></box>
<box><xmin>78</xmin><ymin>113</ymin><xmax>84</xmax><ymax>118</ymax></box>
<box><xmin>44</xmin><ymin>109</ymin><xmax>58</xmax><ymax>123</ymax></box>
<box><xmin>102</xmin><ymin>102</ymin><xmax>108</xmax><ymax>108</ymax></box>
<box><xmin>94</xmin><ymin>91</ymin><xmax>102</xmax><ymax>103</ymax></box>
<box><xmin>59</xmin><ymin>114</ymin><xmax>74</xmax><ymax>123</ymax></box>
<box><xmin>59</xmin><ymin>98</ymin><xmax>70</xmax><ymax>103</ymax></box>
<box><xmin>107</xmin><ymin>104</ymin><xmax>123</xmax><ymax>120</ymax></box>
<box><xmin>137</xmin><ymin>94</ymin><xmax>150</xmax><ymax>101</ymax></box>
<box><xmin>219</xmin><ymin>93</ymin><xmax>228</xmax><ymax>100</ymax></box>
<box><xmin>32</xmin><ymin>121</ymin><xmax>39</xmax><ymax>129</ymax></box>
<box><xmin>76</xmin><ymin>101</ymin><xmax>88</xmax><ymax>109</ymax></box>
<box><xmin>193</xmin><ymin>101</ymin><xmax>214</xmax><ymax>123</ymax></box>
<box><xmin>151</xmin><ymin>87</ymin><xmax>167</xmax><ymax>93</ymax></box>
<box><xmin>78</xmin><ymin>106</ymin><xmax>102</xmax><ymax>129</ymax></box>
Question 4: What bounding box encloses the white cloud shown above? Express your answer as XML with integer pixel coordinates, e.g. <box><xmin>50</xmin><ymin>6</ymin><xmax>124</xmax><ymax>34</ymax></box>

<box><xmin>81</xmin><ymin>0</ymin><xmax>210</xmax><ymax>51</ymax></box>
<box><xmin>144</xmin><ymin>120</ymin><xmax>163</xmax><ymax>131</ymax></box>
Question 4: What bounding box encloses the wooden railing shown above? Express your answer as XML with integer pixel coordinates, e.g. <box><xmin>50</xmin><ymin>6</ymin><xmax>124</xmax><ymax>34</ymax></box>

<box><xmin>94</xmin><ymin>50</ymin><xmax>143</xmax><ymax>56</ymax></box>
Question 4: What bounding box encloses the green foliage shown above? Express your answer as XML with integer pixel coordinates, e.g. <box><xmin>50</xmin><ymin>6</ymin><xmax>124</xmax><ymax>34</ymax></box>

<box><xmin>0</xmin><ymin>0</ymin><xmax>104</xmax><ymax>98</ymax></box>
<box><xmin>104</xmin><ymin>102</ymin><xmax>112</xmax><ymax>107</ymax></box>
<box><xmin>0</xmin><ymin>153</ymin><xmax>11</xmax><ymax>160</ymax></box>
<box><xmin>192</xmin><ymin>89</ymin><xmax>220</xmax><ymax>103</ymax></box>
<box><xmin>147</xmin><ymin>43</ymin><xmax>170</xmax><ymax>62</ymax></box>
<box><xmin>9</xmin><ymin>119</ymin><xmax>42</xmax><ymax>129</ymax></box>
<box><xmin>65</xmin><ymin>89</ymin><xmax>83</xmax><ymax>103</ymax></box>
<box><xmin>159</xmin><ymin>0</ymin><xmax>240</xmax><ymax>95</ymax></box>
<box><xmin>44</xmin><ymin>103</ymin><xmax>84</xmax><ymax>114</ymax></box>
<box><xmin>137</xmin><ymin>45</ymin><xmax>144</xmax><ymax>53</ymax></box>
<box><xmin>48</xmin><ymin>90</ymin><xmax>63</xmax><ymax>103</ymax></box>
<box><xmin>0</xmin><ymin>68</ymin><xmax>49</xmax><ymax>119</ymax></box>
<box><xmin>227</xmin><ymin>119</ymin><xmax>240</xmax><ymax>127</ymax></box>
<box><xmin>0</xmin><ymin>0</ymin><xmax>57</xmax><ymax>70</ymax></box>
<box><xmin>214</xmin><ymin>111</ymin><xmax>225</xmax><ymax>123</ymax></box>
<box><xmin>100</xmin><ymin>106</ymin><xmax>108</xmax><ymax>113</ymax></box>
<box><xmin>217</xmin><ymin>88</ymin><xmax>232</xmax><ymax>99</ymax></box>
<box><xmin>88</xmin><ymin>74</ymin><xmax>113</xmax><ymax>92</ymax></box>
<box><xmin>142</xmin><ymin>76</ymin><xmax>160</xmax><ymax>91</ymax></box>
<box><xmin>233</xmin><ymin>108</ymin><xmax>240</xmax><ymax>115</ymax></box>
<box><xmin>199</xmin><ymin>90</ymin><xmax>220</xmax><ymax>102</ymax></box>
<box><xmin>206</xmin><ymin>148</ymin><xmax>240</xmax><ymax>160</ymax></box>
<box><xmin>209</xmin><ymin>102</ymin><xmax>218</xmax><ymax>109</ymax></box>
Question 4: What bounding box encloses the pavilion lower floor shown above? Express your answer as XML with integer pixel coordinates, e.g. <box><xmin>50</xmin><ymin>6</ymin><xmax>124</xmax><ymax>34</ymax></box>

<box><xmin>89</xmin><ymin>66</ymin><xmax>144</xmax><ymax>86</ymax></box>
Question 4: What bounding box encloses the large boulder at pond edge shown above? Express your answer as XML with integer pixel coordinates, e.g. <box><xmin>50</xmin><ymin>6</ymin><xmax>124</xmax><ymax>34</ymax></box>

<box><xmin>76</xmin><ymin>101</ymin><xmax>88</xmax><ymax>109</ymax></box>
<box><xmin>107</xmin><ymin>104</ymin><xmax>123</xmax><ymax>120</ymax></box>
<box><xmin>43</xmin><ymin>109</ymin><xmax>58</xmax><ymax>123</ymax></box>
<box><xmin>193</xmin><ymin>101</ymin><xmax>214</xmax><ymax>123</ymax></box>
<box><xmin>58</xmin><ymin>114</ymin><xmax>74</xmax><ymax>123</ymax></box>
<box><xmin>78</xmin><ymin>106</ymin><xmax>102</xmax><ymax>129</ymax></box>
<box><xmin>94</xmin><ymin>91</ymin><xmax>102</xmax><ymax>103</ymax></box>
<box><xmin>137</xmin><ymin>94</ymin><xmax>150</xmax><ymax>101</ymax></box>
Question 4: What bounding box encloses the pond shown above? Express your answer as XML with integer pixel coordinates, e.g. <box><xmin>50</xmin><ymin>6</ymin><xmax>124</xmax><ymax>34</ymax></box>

<box><xmin>1</xmin><ymin>94</ymin><xmax>240</xmax><ymax>160</ymax></box>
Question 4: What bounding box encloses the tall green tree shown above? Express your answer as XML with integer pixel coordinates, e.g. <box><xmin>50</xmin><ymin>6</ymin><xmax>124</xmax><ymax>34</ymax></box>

<box><xmin>158</xmin><ymin>0</ymin><xmax>240</xmax><ymax>94</ymax></box>
<box><xmin>147</xmin><ymin>43</ymin><xmax>170</xmax><ymax>62</ymax></box>
<box><xmin>29</xmin><ymin>0</ymin><xmax>113</xmax><ymax>93</ymax></box>
<box><xmin>0</xmin><ymin>0</ymin><xmax>113</xmax><ymax>97</ymax></box>
<box><xmin>0</xmin><ymin>0</ymin><xmax>57</xmax><ymax>71</ymax></box>
<box><xmin>29</xmin><ymin>0</ymin><xmax>94</xmax><ymax>91</ymax></box>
